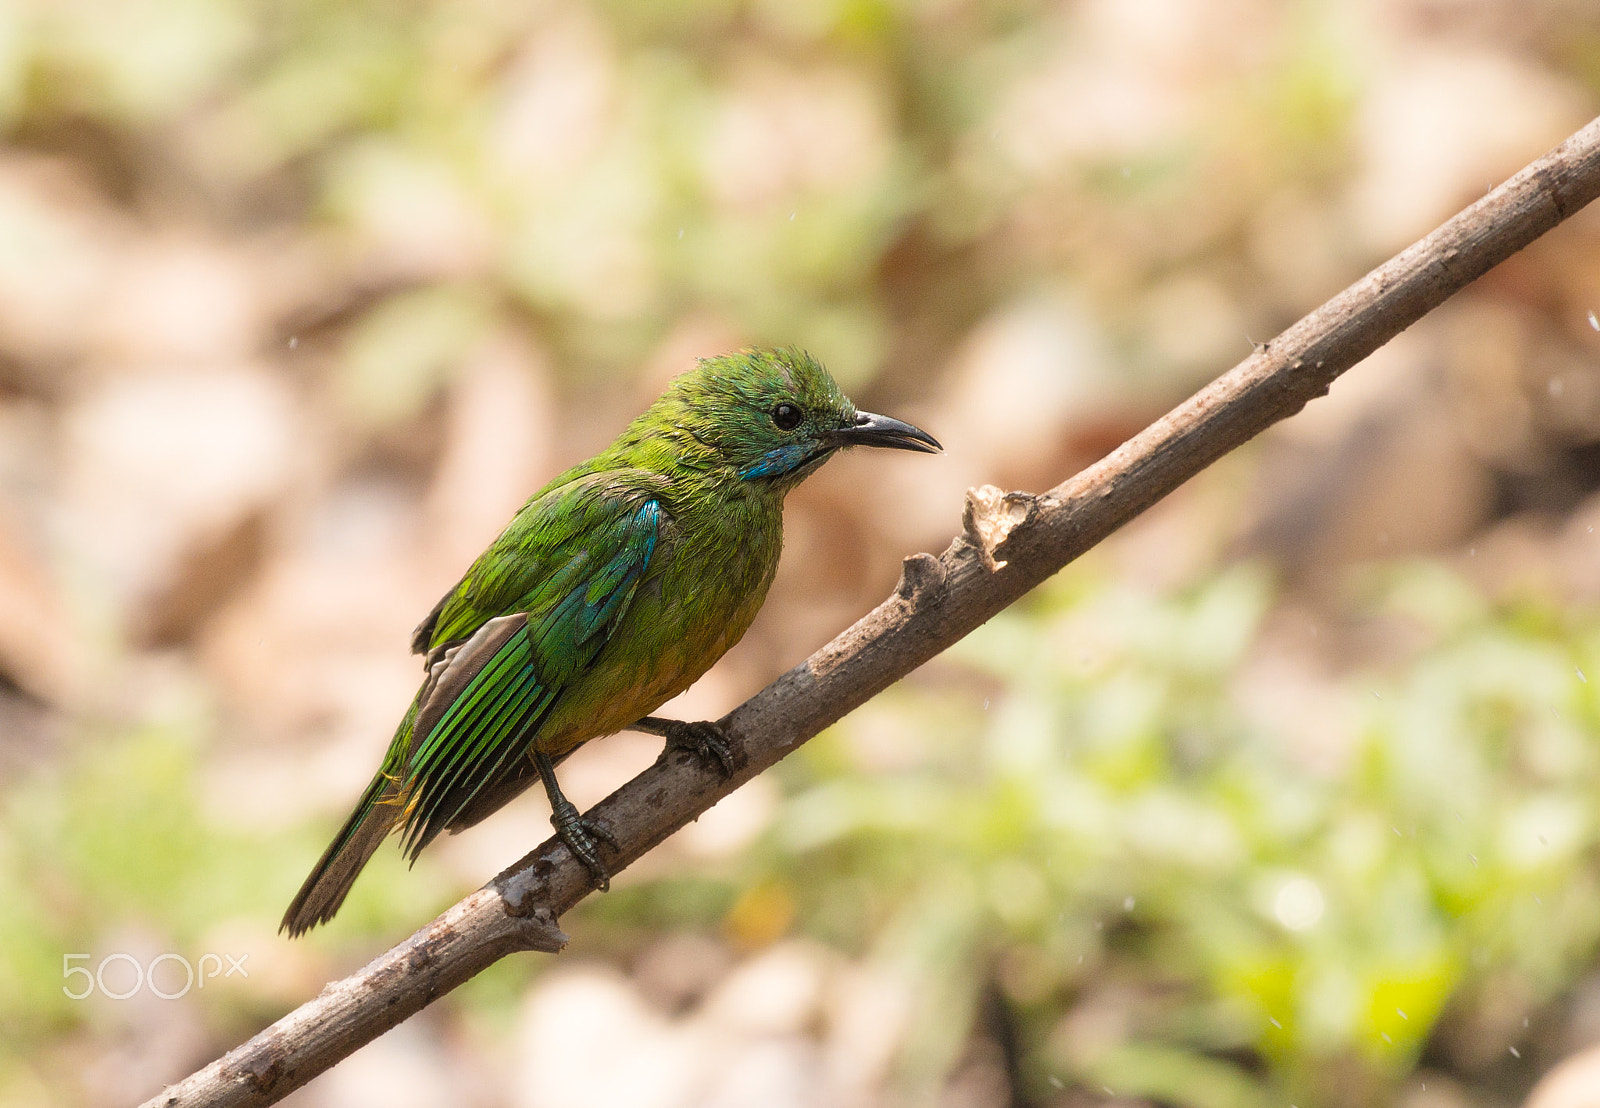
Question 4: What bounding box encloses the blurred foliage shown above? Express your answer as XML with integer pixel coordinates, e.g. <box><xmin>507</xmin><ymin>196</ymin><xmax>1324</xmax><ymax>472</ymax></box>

<box><xmin>744</xmin><ymin>559</ymin><xmax>1600</xmax><ymax>1105</ymax></box>
<box><xmin>0</xmin><ymin>719</ymin><xmax>456</xmax><ymax>1075</ymax></box>
<box><xmin>0</xmin><ymin>0</ymin><xmax>1384</xmax><ymax>391</ymax></box>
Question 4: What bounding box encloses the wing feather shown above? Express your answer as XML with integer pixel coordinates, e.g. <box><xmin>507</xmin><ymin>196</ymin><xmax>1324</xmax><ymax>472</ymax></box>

<box><xmin>396</xmin><ymin>488</ymin><xmax>663</xmax><ymax>856</ymax></box>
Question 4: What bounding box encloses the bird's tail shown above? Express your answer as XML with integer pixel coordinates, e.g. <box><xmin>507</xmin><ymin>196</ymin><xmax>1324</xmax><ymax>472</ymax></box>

<box><xmin>280</xmin><ymin>769</ymin><xmax>401</xmax><ymax>938</ymax></box>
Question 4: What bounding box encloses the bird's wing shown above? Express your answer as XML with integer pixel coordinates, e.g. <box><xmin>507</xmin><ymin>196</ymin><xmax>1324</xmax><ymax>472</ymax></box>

<box><xmin>396</xmin><ymin>478</ymin><xmax>664</xmax><ymax>857</ymax></box>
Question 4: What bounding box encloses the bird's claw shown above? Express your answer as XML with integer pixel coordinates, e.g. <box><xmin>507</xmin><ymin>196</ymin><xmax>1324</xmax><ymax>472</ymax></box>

<box><xmin>549</xmin><ymin>799</ymin><xmax>617</xmax><ymax>891</ymax></box>
<box><xmin>662</xmin><ymin>720</ymin><xmax>736</xmax><ymax>777</ymax></box>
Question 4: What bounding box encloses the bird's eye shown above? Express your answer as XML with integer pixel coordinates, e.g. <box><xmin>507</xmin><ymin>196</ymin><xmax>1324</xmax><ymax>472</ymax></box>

<box><xmin>771</xmin><ymin>402</ymin><xmax>803</xmax><ymax>430</ymax></box>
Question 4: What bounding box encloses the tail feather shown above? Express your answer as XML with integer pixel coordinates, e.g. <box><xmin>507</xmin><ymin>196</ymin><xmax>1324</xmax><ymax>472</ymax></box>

<box><xmin>280</xmin><ymin>773</ymin><xmax>400</xmax><ymax>937</ymax></box>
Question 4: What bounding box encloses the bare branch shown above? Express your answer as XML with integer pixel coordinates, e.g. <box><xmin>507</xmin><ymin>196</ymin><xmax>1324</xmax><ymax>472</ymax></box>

<box><xmin>141</xmin><ymin>115</ymin><xmax>1600</xmax><ymax>1108</ymax></box>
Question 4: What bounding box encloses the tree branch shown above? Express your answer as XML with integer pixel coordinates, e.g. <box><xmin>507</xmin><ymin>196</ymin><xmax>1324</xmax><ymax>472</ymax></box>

<box><xmin>142</xmin><ymin>115</ymin><xmax>1600</xmax><ymax>1108</ymax></box>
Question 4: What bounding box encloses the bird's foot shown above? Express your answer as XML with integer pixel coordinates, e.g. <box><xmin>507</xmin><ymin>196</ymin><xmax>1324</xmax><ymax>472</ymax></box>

<box><xmin>660</xmin><ymin>719</ymin><xmax>736</xmax><ymax>777</ymax></box>
<box><xmin>549</xmin><ymin>797</ymin><xmax>617</xmax><ymax>891</ymax></box>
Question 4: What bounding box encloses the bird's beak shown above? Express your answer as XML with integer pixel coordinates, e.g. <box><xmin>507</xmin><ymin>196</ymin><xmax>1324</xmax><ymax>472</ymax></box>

<box><xmin>832</xmin><ymin>410</ymin><xmax>942</xmax><ymax>454</ymax></box>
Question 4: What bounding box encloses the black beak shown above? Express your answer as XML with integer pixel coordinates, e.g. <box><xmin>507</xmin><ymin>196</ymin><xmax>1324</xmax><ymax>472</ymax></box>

<box><xmin>833</xmin><ymin>410</ymin><xmax>942</xmax><ymax>454</ymax></box>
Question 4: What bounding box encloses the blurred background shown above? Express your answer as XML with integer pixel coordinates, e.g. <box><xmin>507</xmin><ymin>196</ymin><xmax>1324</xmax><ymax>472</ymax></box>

<box><xmin>4</xmin><ymin>0</ymin><xmax>1600</xmax><ymax>1105</ymax></box>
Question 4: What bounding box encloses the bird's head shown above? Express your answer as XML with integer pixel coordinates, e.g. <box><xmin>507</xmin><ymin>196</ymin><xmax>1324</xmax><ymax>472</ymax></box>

<box><xmin>655</xmin><ymin>348</ymin><xmax>940</xmax><ymax>489</ymax></box>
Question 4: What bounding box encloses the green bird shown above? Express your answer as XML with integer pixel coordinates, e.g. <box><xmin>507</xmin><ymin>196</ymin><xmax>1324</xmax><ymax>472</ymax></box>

<box><xmin>282</xmin><ymin>348</ymin><xmax>940</xmax><ymax>936</ymax></box>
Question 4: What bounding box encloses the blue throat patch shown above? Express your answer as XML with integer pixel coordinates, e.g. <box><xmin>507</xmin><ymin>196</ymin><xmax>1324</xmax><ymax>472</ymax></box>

<box><xmin>739</xmin><ymin>443</ymin><xmax>830</xmax><ymax>481</ymax></box>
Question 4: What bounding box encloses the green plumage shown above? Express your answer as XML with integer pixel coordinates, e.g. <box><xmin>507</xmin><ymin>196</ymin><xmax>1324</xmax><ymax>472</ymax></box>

<box><xmin>282</xmin><ymin>348</ymin><xmax>939</xmax><ymax>936</ymax></box>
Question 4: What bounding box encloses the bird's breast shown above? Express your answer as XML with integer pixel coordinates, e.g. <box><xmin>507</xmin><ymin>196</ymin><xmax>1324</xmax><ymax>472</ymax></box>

<box><xmin>535</xmin><ymin>498</ymin><xmax>785</xmax><ymax>754</ymax></box>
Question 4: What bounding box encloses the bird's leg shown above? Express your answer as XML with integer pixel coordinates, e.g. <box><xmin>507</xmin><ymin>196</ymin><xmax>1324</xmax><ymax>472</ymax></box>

<box><xmin>534</xmin><ymin>749</ymin><xmax>617</xmax><ymax>890</ymax></box>
<box><xmin>633</xmin><ymin>716</ymin><xmax>736</xmax><ymax>776</ymax></box>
